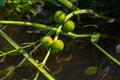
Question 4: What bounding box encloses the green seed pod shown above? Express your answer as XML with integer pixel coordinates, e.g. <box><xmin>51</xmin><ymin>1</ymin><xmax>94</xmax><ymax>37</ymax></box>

<box><xmin>42</xmin><ymin>36</ymin><xmax>53</xmax><ymax>48</ymax></box>
<box><xmin>51</xmin><ymin>40</ymin><xmax>64</xmax><ymax>53</ymax></box>
<box><xmin>62</xmin><ymin>20</ymin><xmax>75</xmax><ymax>32</ymax></box>
<box><xmin>54</xmin><ymin>10</ymin><xmax>66</xmax><ymax>23</ymax></box>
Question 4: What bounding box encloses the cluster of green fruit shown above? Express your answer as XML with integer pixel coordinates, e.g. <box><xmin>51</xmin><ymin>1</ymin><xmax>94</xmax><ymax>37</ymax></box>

<box><xmin>42</xmin><ymin>10</ymin><xmax>75</xmax><ymax>53</ymax></box>
<box><xmin>42</xmin><ymin>36</ymin><xmax>64</xmax><ymax>53</ymax></box>
<box><xmin>54</xmin><ymin>10</ymin><xmax>75</xmax><ymax>32</ymax></box>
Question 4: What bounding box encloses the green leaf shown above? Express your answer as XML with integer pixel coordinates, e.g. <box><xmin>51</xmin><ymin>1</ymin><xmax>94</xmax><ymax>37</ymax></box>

<box><xmin>16</xmin><ymin>3</ymin><xmax>30</xmax><ymax>13</ymax></box>
<box><xmin>85</xmin><ymin>66</ymin><xmax>97</xmax><ymax>76</ymax></box>
<box><xmin>13</xmin><ymin>0</ymin><xmax>21</xmax><ymax>3</ymax></box>
<box><xmin>91</xmin><ymin>32</ymin><xmax>100</xmax><ymax>43</ymax></box>
<box><xmin>0</xmin><ymin>0</ymin><xmax>7</xmax><ymax>8</ymax></box>
<box><xmin>28</xmin><ymin>0</ymin><xmax>32</xmax><ymax>4</ymax></box>
<box><xmin>13</xmin><ymin>0</ymin><xmax>32</xmax><ymax>4</ymax></box>
<box><xmin>49</xmin><ymin>0</ymin><xmax>61</xmax><ymax>6</ymax></box>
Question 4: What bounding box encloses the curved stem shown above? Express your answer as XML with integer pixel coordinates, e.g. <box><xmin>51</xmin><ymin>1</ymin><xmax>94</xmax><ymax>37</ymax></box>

<box><xmin>53</xmin><ymin>9</ymin><xmax>93</xmax><ymax>40</ymax></box>
<box><xmin>58</xmin><ymin>0</ymin><xmax>79</xmax><ymax>11</ymax></box>
<box><xmin>59</xmin><ymin>0</ymin><xmax>113</xmax><ymax>20</ymax></box>
<box><xmin>65</xmin><ymin>9</ymin><xmax>93</xmax><ymax>21</ymax></box>
<box><xmin>62</xmin><ymin>32</ymin><xmax>91</xmax><ymax>38</ymax></box>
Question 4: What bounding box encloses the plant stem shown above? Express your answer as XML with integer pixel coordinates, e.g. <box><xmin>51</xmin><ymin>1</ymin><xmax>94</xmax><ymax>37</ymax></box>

<box><xmin>58</xmin><ymin>0</ymin><xmax>79</xmax><ymax>11</ymax></box>
<box><xmin>42</xmin><ymin>48</ymin><xmax>51</xmax><ymax>65</ymax></box>
<box><xmin>62</xmin><ymin>32</ymin><xmax>91</xmax><ymax>38</ymax></box>
<box><xmin>0</xmin><ymin>21</ymin><xmax>57</xmax><ymax>31</ymax></box>
<box><xmin>59</xmin><ymin>0</ymin><xmax>113</xmax><ymax>20</ymax></box>
<box><xmin>65</xmin><ymin>9</ymin><xmax>94</xmax><ymax>20</ymax></box>
<box><xmin>0</xmin><ymin>20</ymin><xmax>110</xmax><ymax>39</ymax></box>
<box><xmin>33</xmin><ymin>71</ymin><xmax>40</xmax><ymax>80</ymax></box>
<box><xmin>0</xmin><ymin>41</ymin><xmax>39</xmax><ymax>56</ymax></box>
<box><xmin>0</xmin><ymin>30</ymin><xmax>55</xmax><ymax>80</ymax></box>
<box><xmin>93</xmin><ymin>43</ymin><xmax>120</xmax><ymax>66</ymax></box>
<box><xmin>16</xmin><ymin>42</ymin><xmax>42</xmax><ymax>67</ymax></box>
<box><xmin>54</xmin><ymin>25</ymin><xmax>63</xmax><ymax>40</ymax></box>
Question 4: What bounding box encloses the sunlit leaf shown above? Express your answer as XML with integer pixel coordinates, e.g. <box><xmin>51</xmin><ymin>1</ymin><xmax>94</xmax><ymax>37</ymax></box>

<box><xmin>13</xmin><ymin>0</ymin><xmax>21</xmax><ymax>3</ymax></box>
<box><xmin>0</xmin><ymin>0</ymin><xmax>7</xmax><ymax>8</ymax></box>
<box><xmin>85</xmin><ymin>66</ymin><xmax>97</xmax><ymax>76</ymax></box>
<box><xmin>16</xmin><ymin>3</ymin><xmax>30</xmax><ymax>13</ymax></box>
<box><xmin>91</xmin><ymin>32</ymin><xmax>100</xmax><ymax>43</ymax></box>
<box><xmin>28</xmin><ymin>0</ymin><xmax>32</xmax><ymax>4</ymax></box>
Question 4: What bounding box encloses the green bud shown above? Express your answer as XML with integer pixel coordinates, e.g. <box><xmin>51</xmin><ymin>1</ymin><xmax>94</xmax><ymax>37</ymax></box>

<box><xmin>54</xmin><ymin>10</ymin><xmax>66</xmax><ymax>23</ymax></box>
<box><xmin>51</xmin><ymin>40</ymin><xmax>64</xmax><ymax>53</ymax></box>
<box><xmin>42</xmin><ymin>36</ymin><xmax>53</xmax><ymax>48</ymax></box>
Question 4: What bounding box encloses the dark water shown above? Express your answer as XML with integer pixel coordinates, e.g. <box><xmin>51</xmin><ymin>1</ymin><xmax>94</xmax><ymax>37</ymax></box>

<box><xmin>0</xmin><ymin>23</ymin><xmax>120</xmax><ymax>80</ymax></box>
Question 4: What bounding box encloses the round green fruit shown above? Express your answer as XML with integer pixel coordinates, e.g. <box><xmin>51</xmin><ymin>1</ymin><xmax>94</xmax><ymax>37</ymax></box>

<box><xmin>62</xmin><ymin>20</ymin><xmax>75</xmax><ymax>32</ymax></box>
<box><xmin>51</xmin><ymin>40</ymin><xmax>64</xmax><ymax>53</ymax></box>
<box><xmin>42</xmin><ymin>36</ymin><xmax>53</xmax><ymax>48</ymax></box>
<box><xmin>54</xmin><ymin>10</ymin><xmax>66</xmax><ymax>23</ymax></box>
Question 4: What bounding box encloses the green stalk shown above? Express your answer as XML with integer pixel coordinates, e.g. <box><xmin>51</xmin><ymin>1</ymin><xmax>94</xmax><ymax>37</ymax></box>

<box><xmin>16</xmin><ymin>42</ymin><xmax>42</xmax><ymax>67</ymax></box>
<box><xmin>0</xmin><ymin>41</ymin><xmax>39</xmax><ymax>56</ymax></box>
<box><xmin>42</xmin><ymin>48</ymin><xmax>51</xmax><ymax>65</ymax></box>
<box><xmin>54</xmin><ymin>25</ymin><xmax>63</xmax><ymax>40</ymax></box>
<box><xmin>93</xmin><ymin>43</ymin><xmax>120</xmax><ymax>66</ymax></box>
<box><xmin>58</xmin><ymin>0</ymin><xmax>79</xmax><ymax>11</ymax></box>
<box><xmin>65</xmin><ymin>9</ymin><xmax>93</xmax><ymax>20</ymax></box>
<box><xmin>0</xmin><ymin>30</ymin><xmax>55</xmax><ymax>80</ymax></box>
<box><xmin>0</xmin><ymin>21</ymin><xmax>57</xmax><ymax>31</ymax></box>
<box><xmin>33</xmin><ymin>71</ymin><xmax>40</xmax><ymax>80</ymax></box>
<box><xmin>0</xmin><ymin>21</ymin><xmax>109</xmax><ymax>39</ymax></box>
<box><xmin>59</xmin><ymin>0</ymin><xmax>112</xmax><ymax>20</ymax></box>
<box><xmin>62</xmin><ymin>32</ymin><xmax>91</xmax><ymax>38</ymax></box>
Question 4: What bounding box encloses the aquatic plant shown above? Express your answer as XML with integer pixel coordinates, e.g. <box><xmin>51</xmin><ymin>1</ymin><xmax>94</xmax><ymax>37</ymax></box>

<box><xmin>0</xmin><ymin>0</ymin><xmax>120</xmax><ymax>80</ymax></box>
